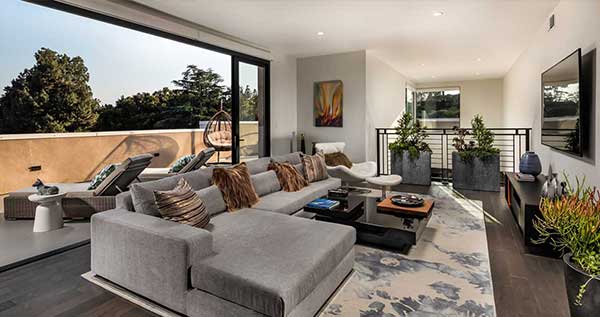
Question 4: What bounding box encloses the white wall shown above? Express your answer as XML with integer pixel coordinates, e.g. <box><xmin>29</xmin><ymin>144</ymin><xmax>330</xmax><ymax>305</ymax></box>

<box><xmin>270</xmin><ymin>52</ymin><xmax>298</xmax><ymax>155</ymax></box>
<box><xmin>297</xmin><ymin>51</ymin><xmax>367</xmax><ymax>161</ymax></box>
<box><xmin>503</xmin><ymin>0</ymin><xmax>600</xmax><ymax>186</ymax></box>
<box><xmin>365</xmin><ymin>52</ymin><xmax>411</xmax><ymax>162</ymax></box>
<box><xmin>416</xmin><ymin>79</ymin><xmax>504</xmax><ymax>128</ymax></box>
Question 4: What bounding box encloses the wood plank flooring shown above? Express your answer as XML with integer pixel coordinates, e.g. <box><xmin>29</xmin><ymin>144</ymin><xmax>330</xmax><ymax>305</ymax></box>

<box><xmin>0</xmin><ymin>186</ymin><xmax>569</xmax><ymax>317</ymax></box>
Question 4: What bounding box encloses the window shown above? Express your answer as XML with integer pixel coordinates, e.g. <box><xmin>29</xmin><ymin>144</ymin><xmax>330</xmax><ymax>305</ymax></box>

<box><xmin>405</xmin><ymin>86</ymin><xmax>416</xmax><ymax>115</ymax></box>
<box><xmin>415</xmin><ymin>88</ymin><xmax>460</xmax><ymax>128</ymax></box>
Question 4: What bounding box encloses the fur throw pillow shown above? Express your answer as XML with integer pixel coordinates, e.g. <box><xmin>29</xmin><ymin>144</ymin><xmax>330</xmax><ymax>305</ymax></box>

<box><xmin>212</xmin><ymin>162</ymin><xmax>259</xmax><ymax>211</ymax></box>
<box><xmin>324</xmin><ymin>152</ymin><xmax>353</xmax><ymax>168</ymax></box>
<box><xmin>268</xmin><ymin>161</ymin><xmax>308</xmax><ymax>192</ymax></box>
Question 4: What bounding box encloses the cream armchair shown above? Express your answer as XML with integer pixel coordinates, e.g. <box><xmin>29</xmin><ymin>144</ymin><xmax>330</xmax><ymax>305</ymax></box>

<box><xmin>314</xmin><ymin>142</ymin><xmax>377</xmax><ymax>187</ymax></box>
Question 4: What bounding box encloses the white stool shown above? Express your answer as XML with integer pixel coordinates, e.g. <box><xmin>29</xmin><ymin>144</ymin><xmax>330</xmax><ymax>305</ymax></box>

<box><xmin>366</xmin><ymin>175</ymin><xmax>403</xmax><ymax>201</ymax></box>
<box><xmin>29</xmin><ymin>193</ymin><xmax>66</xmax><ymax>232</ymax></box>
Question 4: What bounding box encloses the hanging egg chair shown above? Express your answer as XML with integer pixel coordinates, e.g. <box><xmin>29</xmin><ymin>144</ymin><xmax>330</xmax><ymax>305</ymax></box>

<box><xmin>203</xmin><ymin>107</ymin><xmax>232</xmax><ymax>163</ymax></box>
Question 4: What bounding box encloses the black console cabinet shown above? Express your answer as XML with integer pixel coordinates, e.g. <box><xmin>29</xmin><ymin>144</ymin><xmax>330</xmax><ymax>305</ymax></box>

<box><xmin>504</xmin><ymin>172</ymin><xmax>560</xmax><ymax>258</ymax></box>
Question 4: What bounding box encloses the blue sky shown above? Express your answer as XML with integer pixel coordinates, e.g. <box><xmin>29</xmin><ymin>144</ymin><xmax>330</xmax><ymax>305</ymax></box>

<box><xmin>0</xmin><ymin>1</ymin><xmax>258</xmax><ymax>105</ymax></box>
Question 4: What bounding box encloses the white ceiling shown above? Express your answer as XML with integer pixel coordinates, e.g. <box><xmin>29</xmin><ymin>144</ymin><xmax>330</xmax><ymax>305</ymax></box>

<box><xmin>132</xmin><ymin>0</ymin><xmax>560</xmax><ymax>83</ymax></box>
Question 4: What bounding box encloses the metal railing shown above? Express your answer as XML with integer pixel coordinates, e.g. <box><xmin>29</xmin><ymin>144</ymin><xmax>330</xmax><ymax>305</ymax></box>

<box><xmin>376</xmin><ymin>127</ymin><xmax>531</xmax><ymax>183</ymax></box>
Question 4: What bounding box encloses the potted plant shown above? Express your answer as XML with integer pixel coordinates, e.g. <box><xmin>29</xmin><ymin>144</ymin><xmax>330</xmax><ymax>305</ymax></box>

<box><xmin>451</xmin><ymin>114</ymin><xmax>500</xmax><ymax>191</ymax></box>
<box><xmin>534</xmin><ymin>177</ymin><xmax>600</xmax><ymax>316</ymax></box>
<box><xmin>388</xmin><ymin>112</ymin><xmax>432</xmax><ymax>185</ymax></box>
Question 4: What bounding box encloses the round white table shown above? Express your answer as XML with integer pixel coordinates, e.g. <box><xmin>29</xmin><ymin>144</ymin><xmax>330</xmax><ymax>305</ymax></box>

<box><xmin>366</xmin><ymin>175</ymin><xmax>403</xmax><ymax>201</ymax></box>
<box><xmin>28</xmin><ymin>193</ymin><xmax>66</xmax><ymax>232</ymax></box>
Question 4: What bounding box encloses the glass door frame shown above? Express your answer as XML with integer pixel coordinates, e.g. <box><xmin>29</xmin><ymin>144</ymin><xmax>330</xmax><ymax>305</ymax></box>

<box><xmin>231</xmin><ymin>55</ymin><xmax>271</xmax><ymax>164</ymax></box>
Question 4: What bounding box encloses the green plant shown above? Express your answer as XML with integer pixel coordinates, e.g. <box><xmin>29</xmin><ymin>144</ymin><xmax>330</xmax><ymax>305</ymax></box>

<box><xmin>452</xmin><ymin>114</ymin><xmax>499</xmax><ymax>161</ymax></box>
<box><xmin>388</xmin><ymin>112</ymin><xmax>431</xmax><ymax>160</ymax></box>
<box><xmin>534</xmin><ymin>175</ymin><xmax>600</xmax><ymax>305</ymax></box>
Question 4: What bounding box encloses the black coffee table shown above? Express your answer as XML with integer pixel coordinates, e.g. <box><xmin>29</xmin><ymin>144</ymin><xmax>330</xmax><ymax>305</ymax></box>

<box><xmin>307</xmin><ymin>194</ymin><xmax>432</xmax><ymax>252</ymax></box>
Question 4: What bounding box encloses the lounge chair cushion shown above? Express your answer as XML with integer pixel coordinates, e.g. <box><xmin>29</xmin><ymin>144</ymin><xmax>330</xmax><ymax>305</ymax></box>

<box><xmin>88</xmin><ymin>164</ymin><xmax>119</xmax><ymax>190</ymax></box>
<box><xmin>252</xmin><ymin>177</ymin><xmax>341</xmax><ymax>215</ymax></box>
<box><xmin>168</xmin><ymin>154</ymin><xmax>195</xmax><ymax>173</ymax></box>
<box><xmin>192</xmin><ymin>209</ymin><xmax>356</xmax><ymax>317</ymax></box>
<box><xmin>130</xmin><ymin>168</ymin><xmax>214</xmax><ymax>217</ymax></box>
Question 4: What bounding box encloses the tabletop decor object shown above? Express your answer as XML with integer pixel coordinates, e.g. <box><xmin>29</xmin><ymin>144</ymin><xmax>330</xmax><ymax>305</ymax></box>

<box><xmin>519</xmin><ymin>151</ymin><xmax>542</xmax><ymax>176</ymax></box>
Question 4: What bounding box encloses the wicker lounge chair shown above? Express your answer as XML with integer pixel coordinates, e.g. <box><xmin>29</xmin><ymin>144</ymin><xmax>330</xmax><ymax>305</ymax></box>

<box><xmin>3</xmin><ymin>153</ymin><xmax>153</xmax><ymax>220</ymax></box>
<box><xmin>138</xmin><ymin>147</ymin><xmax>215</xmax><ymax>181</ymax></box>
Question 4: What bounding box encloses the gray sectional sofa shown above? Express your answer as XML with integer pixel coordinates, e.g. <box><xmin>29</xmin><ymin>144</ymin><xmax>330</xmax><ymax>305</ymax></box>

<box><xmin>91</xmin><ymin>152</ymin><xmax>356</xmax><ymax>317</ymax></box>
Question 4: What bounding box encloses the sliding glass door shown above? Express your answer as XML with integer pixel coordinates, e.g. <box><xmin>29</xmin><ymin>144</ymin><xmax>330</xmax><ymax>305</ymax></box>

<box><xmin>232</xmin><ymin>57</ymin><xmax>270</xmax><ymax>163</ymax></box>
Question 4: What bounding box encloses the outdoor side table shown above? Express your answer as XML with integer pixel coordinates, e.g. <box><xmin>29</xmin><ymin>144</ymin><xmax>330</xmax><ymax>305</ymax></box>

<box><xmin>29</xmin><ymin>193</ymin><xmax>66</xmax><ymax>232</ymax></box>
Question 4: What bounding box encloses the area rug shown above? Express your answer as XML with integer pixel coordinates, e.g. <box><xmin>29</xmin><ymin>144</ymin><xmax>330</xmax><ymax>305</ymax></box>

<box><xmin>319</xmin><ymin>184</ymin><xmax>496</xmax><ymax>316</ymax></box>
<box><xmin>82</xmin><ymin>184</ymin><xmax>495</xmax><ymax>316</ymax></box>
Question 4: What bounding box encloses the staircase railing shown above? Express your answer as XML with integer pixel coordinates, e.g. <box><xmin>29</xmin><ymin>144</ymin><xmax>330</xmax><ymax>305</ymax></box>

<box><xmin>376</xmin><ymin>127</ymin><xmax>531</xmax><ymax>183</ymax></box>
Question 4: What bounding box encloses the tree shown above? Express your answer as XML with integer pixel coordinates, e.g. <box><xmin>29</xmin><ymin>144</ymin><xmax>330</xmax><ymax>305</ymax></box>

<box><xmin>240</xmin><ymin>85</ymin><xmax>258</xmax><ymax>121</ymax></box>
<box><xmin>0</xmin><ymin>48</ymin><xmax>99</xmax><ymax>133</ymax></box>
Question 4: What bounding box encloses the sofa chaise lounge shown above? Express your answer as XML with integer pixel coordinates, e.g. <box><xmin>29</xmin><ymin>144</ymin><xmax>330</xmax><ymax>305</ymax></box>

<box><xmin>91</xmin><ymin>152</ymin><xmax>356</xmax><ymax>317</ymax></box>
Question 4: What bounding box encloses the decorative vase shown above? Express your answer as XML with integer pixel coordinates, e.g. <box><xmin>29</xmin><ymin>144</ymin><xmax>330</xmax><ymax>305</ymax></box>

<box><xmin>519</xmin><ymin>151</ymin><xmax>542</xmax><ymax>176</ymax></box>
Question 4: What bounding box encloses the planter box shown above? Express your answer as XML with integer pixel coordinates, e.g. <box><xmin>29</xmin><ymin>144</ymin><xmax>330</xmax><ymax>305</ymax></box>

<box><xmin>390</xmin><ymin>150</ymin><xmax>431</xmax><ymax>186</ymax></box>
<box><xmin>564</xmin><ymin>253</ymin><xmax>600</xmax><ymax>317</ymax></box>
<box><xmin>451</xmin><ymin>152</ymin><xmax>500</xmax><ymax>192</ymax></box>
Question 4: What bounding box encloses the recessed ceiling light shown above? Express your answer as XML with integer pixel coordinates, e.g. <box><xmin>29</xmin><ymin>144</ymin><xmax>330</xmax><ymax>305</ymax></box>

<box><xmin>421</xmin><ymin>63</ymin><xmax>425</xmax><ymax>66</ymax></box>
<box><xmin>431</xmin><ymin>75</ymin><xmax>437</xmax><ymax>79</ymax></box>
<box><xmin>476</xmin><ymin>57</ymin><xmax>482</xmax><ymax>62</ymax></box>
<box><xmin>475</xmin><ymin>72</ymin><xmax>481</xmax><ymax>76</ymax></box>
<box><xmin>317</xmin><ymin>31</ymin><xmax>325</xmax><ymax>36</ymax></box>
<box><xmin>433</xmin><ymin>11</ymin><xmax>444</xmax><ymax>17</ymax></box>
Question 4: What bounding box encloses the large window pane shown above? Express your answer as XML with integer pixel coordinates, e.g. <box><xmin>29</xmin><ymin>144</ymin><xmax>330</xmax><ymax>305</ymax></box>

<box><xmin>415</xmin><ymin>88</ymin><xmax>460</xmax><ymax>128</ymax></box>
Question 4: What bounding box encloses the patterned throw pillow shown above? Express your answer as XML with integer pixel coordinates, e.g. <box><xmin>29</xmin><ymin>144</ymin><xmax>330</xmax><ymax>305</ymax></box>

<box><xmin>153</xmin><ymin>178</ymin><xmax>210</xmax><ymax>228</ymax></box>
<box><xmin>324</xmin><ymin>152</ymin><xmax>353</xmax><ymax>169</ymax></box>
<box><xmin>88</xmin><ymin>164</ymin><xmax>119</xmax><ymax>190</ymax></box>
<box><xmin>302</xmin><ymin>154</ymin><xmax>328</xmax><ymax>182</ymax></box>
<box><xmin>169</xmin><ymin>154</ymin><xmax>196</xmax><ymax>173</ymax></box>
<box><xmin>268</xmin><ymin>161</ymin><xmax>308</xmax><ymax>192</ymax></box>
<box><xmin>212</xmin><ymin>162</ymin><xmax>259</xmax><ymax>211</ymax></box>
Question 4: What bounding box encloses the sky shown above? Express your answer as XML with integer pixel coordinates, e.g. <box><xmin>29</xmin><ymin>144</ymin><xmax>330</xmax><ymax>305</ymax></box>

<box><xmin>0</xmin><ymin>0</ymin><xmax>258</xmax><ymax>105</ymax></box>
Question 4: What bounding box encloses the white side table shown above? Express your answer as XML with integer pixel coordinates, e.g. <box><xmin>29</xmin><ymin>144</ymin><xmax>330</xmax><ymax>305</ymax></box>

<box><xmin>366</xmin><ymin>175</ymin><xmax>403</xmax><ymax>201</ymax></box>
<box><xmin>29</xmin><ymin>193</ymin><xmax>66</xmax><ymax>232</ymax></box>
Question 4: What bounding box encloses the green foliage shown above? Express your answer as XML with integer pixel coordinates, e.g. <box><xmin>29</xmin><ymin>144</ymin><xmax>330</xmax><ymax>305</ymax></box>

<box><xmin>388</xmin><ymin>112</ymin><xmax>431</xmax><ymax>160</ymax></box>
<box><xmin>452</xmin><ymin>114</ymin><xmax>499</xmax><ymax>161</ymax></box>
<box><xmin>415</xmin><ymin>90</ymin><xmax>460</xmax><ymax>119</ymax></box>
<box><xmin>533</xmin><ymin>175</ymin><xmax>600</xmax><ymax>306</ymax></box>
<box><xmin>0</xmin><ymin>48</ymin><xmax>100</xmax><ymax>133</ymax></box>
<box><xmin>240</xmin><ymin>85</ymin><xmax>258</xmax><ymax>121</ymax></box>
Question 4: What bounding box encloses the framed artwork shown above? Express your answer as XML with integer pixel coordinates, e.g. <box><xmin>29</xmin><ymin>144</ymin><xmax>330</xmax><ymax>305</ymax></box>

<box><xmin>314</xmin><ymin>80</ymin><xmax>343</xmax><ymax>127</ymax></box>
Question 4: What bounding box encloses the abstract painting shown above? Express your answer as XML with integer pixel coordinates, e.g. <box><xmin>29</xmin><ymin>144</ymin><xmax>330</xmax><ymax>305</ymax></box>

<box><xmin>314</xmin><ymin>80</ymin><xmax>343</xmax><ymax>127</ymax></box>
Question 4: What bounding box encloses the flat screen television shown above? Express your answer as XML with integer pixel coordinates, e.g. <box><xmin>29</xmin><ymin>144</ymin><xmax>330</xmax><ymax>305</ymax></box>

<box><xmin>541</xmin><ymin>49</ymin><xmax>583</xmax><ymax>156</ymax></box>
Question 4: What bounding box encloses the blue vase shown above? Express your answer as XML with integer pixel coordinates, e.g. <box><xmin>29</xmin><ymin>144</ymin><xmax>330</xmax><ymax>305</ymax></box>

<box><xmin>519</xmin><ymin>151</ymin><xmax>542</xmax><ymax>176</ymax></box>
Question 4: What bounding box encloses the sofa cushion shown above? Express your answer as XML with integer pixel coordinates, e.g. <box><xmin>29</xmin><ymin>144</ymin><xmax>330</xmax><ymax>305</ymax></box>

<box><xmin>193</xmin><ymin>209</ymin><xmax>355</xmax><ymax>317</ymax></box>
<box><xmin>251</xmin><ymin>171</ymin><xmax>281</xmax><ymax>197</ymax></box>
<box><xmin>212</xmin><ymin>163</ymin><xmax>259</xmax><ymax>211</ymax></box>
<box><xmin>271</xmin><ymin>152</ymin><xmax>302</xmax><ymax>165</ymax></box>
<box><xmin>195</xmin><ymin>185</ymin><xmax>227</xmax><ymax>216</ymax></box>
<box><xmin>154</xmin><ymin>179</ymin><xmax>210</xmax><ymax>228</ymax></box>
<box><xmin>268</xmin><ymin>161</ymin><xmax>308</xmax><ymax>192</ymax></box>
<box><xmin>252</xmin><ymin>177</ymin><xmax>341</xmax><ymax>215</ymax></box>
<box><xmin>130</xmin><ymin>168</ymin><xmax>214</xmax><ymax>216</ymax></box>
<box><xmin>245</xmin><ymin>157</ymin><xmax>271</xmax><ymax>175</ymax></box>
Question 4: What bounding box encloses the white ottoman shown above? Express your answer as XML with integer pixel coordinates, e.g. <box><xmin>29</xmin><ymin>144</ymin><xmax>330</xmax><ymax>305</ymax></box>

<box><xmin>29</xmin><ymin>193</ymin><xmax>66</xmax><ymax>232</ymax></box>
<box><xmin>366</xmin><ymin>175</ymin><xmax>403</xmax><ymax>201</ymax></box>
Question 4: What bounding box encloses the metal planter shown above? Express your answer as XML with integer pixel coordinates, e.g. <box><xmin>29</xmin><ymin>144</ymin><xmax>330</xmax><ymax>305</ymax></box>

<box><xmin>390</xmin><ymin>150</ymin><xmax>431</xmax><ymax>186</ymax></box>
<box><xmin>451</xmin><ymin>152</ymin><xmax>500</xmax><ymax>192</ymax></box>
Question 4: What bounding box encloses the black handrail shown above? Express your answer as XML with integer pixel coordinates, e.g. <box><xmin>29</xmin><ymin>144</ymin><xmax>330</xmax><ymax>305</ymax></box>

<box><xmin>376</xmin><ymin>127</ymin><xmax>532</xmax><ymax>183</ymax></box>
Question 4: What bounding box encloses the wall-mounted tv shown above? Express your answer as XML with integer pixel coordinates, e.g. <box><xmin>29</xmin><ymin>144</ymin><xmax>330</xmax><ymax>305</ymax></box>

<box><xmin>541</xmin><ymin>49</ymin><xmax>583</xmax><ymax>156</ymax></box>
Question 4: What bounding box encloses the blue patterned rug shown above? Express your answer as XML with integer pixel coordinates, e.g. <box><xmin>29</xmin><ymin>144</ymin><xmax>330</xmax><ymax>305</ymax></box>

<box><xmin>321</xmin><ymin>184</ymin><xmax>496</xmax><ymax>317</ymax></box>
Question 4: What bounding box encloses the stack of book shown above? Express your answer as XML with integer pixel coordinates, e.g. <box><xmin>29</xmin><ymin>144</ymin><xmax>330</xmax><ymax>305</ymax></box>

<box><xmin>516</xmin><ymin>173</ymin><xmax>536</xmax><ymax>182</ymax></box>
<box><xmin>328</xmin><ymin>188</ymin><xmax>349</xmax><ymax>202</ymax></box>
<box><xmin>306</xmin><ymin>198</ymin><xmax>340</xmax><ymax>210</ymax></box>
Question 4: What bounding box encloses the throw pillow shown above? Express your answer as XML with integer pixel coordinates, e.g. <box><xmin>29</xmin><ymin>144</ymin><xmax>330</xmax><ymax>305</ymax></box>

<box><xmin>268</xmin><ymin>161</ymin><xmax>308</xmax><ymax>192</ymax></box>
<box><xmin>212</xmin><ymin>162</ymin><xmax>259</xmax><ymax>211</ymax></box>
<box><xmin>302</xmin><ymin>154</ymin><xmax>328</xmax><ymax>182</ymax></box>
<box><xmin>88</xmin><ymin>164</ymin><xmax>119</xmax><ymax>190</ymax></box>
<box><xmin>154</xmin><ymin>179</ymin><xmax>210</xmax><ymax>228</ymax></box>
<box><xmin>169</xmin><ymin>154</ymin><xmax>196</xmax><ymax>173</ymax></box>
<box><xmin>324</xmin><ymin>152</ymin><xmax>353</xmax><ymax>169</ymax></box>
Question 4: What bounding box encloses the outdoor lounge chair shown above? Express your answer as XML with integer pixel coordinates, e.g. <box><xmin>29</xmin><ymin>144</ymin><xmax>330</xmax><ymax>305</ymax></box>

<box><xmin>138</xmin><ymin>147</ymin><xmax>215</xmax><ymax>181</ymax></box>
<box><xmin>3</xmin><ymin>153</ymin><xmax>154</xmax><ymax>220</ymax></box>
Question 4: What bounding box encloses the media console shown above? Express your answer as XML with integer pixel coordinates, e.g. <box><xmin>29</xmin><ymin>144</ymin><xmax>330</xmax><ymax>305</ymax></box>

<box><xmin>504</xmin><ymin>172</ymin><xmax>560</xmax><ymax>258</ymax></box>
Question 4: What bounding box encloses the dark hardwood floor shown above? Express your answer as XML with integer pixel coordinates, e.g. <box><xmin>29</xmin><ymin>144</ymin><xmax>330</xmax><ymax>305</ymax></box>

<box><xmin>0</xmin><ymin>185</ymin><xmax>569</xmax><ymax>317</ymax></box>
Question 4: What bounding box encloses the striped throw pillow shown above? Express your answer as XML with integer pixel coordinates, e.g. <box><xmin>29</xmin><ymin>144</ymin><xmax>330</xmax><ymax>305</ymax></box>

<box><xmin>154</xmin><ymin>178</ymin><xmax>209</xmax><ymax>228</ymax></box>
<box><xmin>302</xmin><ymin>154</ymin><xmax>328</xmax><ymax>182</ymax></box>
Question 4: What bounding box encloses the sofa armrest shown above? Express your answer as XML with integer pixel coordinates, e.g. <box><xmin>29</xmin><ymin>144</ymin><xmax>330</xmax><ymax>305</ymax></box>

<box><xmin>91</xmin><ymin>209</ymin><xmax>213</xmax><ymax>314</ymax></box>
